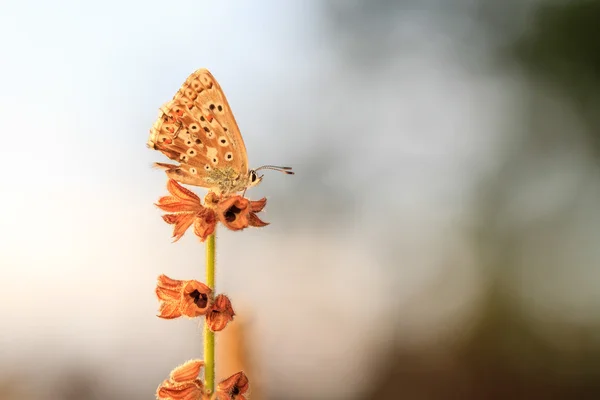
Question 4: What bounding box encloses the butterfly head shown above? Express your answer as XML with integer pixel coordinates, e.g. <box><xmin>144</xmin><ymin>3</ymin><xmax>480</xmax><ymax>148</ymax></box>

<box><xmin>246</xmin><ymin>165</ymin><xmax>294</xmax><ymax>191</ymax></box>
<box><xmin>247</xmin><ymin>170</ymin><xmax>263</xmax><ymax>188</ymax></box>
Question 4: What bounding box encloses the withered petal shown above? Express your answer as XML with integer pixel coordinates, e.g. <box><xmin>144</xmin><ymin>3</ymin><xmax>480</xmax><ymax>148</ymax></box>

<box><xmin>194</xmin><ymin>209</ymin><xmax>217</xmax><ymax>241</ymax></box>
<box><xmin>216</xmin><ymin>371</ymin><xmax>249</xmax><ymax>400</ymax></box>
<box><xmin>162</xmin><ymin>213</ymin><xmax>196</xmax><ymax>242</ymax></box>
<box><xmin>249</xmin><ymin>197</ymin><xmax>267</xmax><ymax>213</ymax></box>
<box><xmin>162</xmin><ymin>214</ymin><xmax>180</xmax><ymax>224</ymax></box>
<box><xmin>212</xmin><ymin>294</ymin><xmax>234</xmax><ymax>312</ymax></box>
<box><xmin>214</xmin><ymin>392</ymin><xmax>233</xmax><ymax>400</ymax></box>
<box><xmin>167</xmin><ymin>179</ymin><xmax>201</xmax><ymax>203</ymax></box>
<box><xmin>156</xmin><ymin>275</ymin><xmax>184</xmax><ymax>301</ymax></box>
<box><xmin>157</xmin><ymin>274</ymin><xmax>184</xmax><ymax>289</ymax></box>
<box><xmin>206</xmin><ymin>294</ymin><xmax>235</xmax><ymax>332</ymax></box>
<box><xmin>247</xmin><ymin>212</ymin><xmax>269</xmax><ymax>228</ymax></box>
<box><xmin>183</xmin><ymin>281</ymin><xmax>212</xmax><ymax>296</ymax></box>
<box><xmin>157</xmin><ymin>380</ymin><xmax>204</xmax><ymax>400</ymax></box>
<box><xmin>170</xmin><ymin>359</ymin><xmax>205</xmax><ymax>383</ymax></box>
<box><xmin>158</xmin><ymin>301</ymin><xmax>183</xmax><ymax>319</ymax></box>
<box><xmin>214</xmin><ymin>195</ymin><xmax>270</xmax><ymax>232</ymax></box>
<box><xmin>156</xmin><ymin>195</ymin><xmax>204</xmax><ymax>213</ymax></box>
<box><xmin>155</xmin><ymin>285</ymin><xmax>181</xmax><ymax>302</ymax></box>
<box><xmin>217</xmin><ymin>196</ymin><xmax>250</xmax><ymax>214</ymax></box>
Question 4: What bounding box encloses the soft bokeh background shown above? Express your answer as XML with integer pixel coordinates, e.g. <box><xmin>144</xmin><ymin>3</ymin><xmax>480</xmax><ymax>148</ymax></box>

<box><xmin>2</xmin><ymin>0</ymin><xmax>600</xmax><ymax>398</ymax></box>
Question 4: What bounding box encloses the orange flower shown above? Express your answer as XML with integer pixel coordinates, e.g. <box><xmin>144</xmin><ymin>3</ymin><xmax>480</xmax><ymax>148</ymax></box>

<box><xmin>195</xmin><ymin>208</ymin><xmax>217</xmax><ymax>240</ymax></box>
<box><xmin>156</xmin><ymin>179</ymin><xmax>214</xmax><ymax>242</ymax></box>
<box><xmin>216</xmin><ymin>196</ymin><xmax>268</xmax><ymax>231</ymax></box>
<box><xmin>157</xmin><ymin>361</ymin><xmax>250</xmax><ymax>400</ymax></box>
<box><xmin>206</xmin><ymin>294</ymin><xmax>235</xmax><ymax>332</ymax></box>
<box><xmin>215</xmin><ymin>371</ymin><xmax>249</xmax><ymax>400</ymax></box>
<box><xmin>156</xmin><ymin>274</ymin><xmax>212</xmax><ymax>319</ymax></box>
<box><xmin>156</xmin><ymin>359</ymin><xmax>205</xmax><ymax>400</ymax></box>
<box><xmin>156</xmin><ymin>179</ymin><xmax>269</xmax><ymax>242</ymax></box>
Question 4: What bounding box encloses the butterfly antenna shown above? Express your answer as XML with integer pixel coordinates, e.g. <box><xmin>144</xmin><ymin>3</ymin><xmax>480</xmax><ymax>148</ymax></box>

<box><xmin>255</xmin><ymin>165</ymin><xmax>295</xmax><ymax>175</ymax></box>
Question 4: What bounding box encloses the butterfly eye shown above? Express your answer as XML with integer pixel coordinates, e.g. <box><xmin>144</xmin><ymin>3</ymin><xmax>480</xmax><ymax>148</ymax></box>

<box><xmin>250</xmin><ymin>171</ymin><xmax>257</xmax><ymax>182</ymax></box>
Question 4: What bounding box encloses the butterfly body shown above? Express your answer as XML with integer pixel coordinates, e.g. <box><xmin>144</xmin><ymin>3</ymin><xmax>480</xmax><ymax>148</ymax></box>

<box><xmin>148</xmin><ymin>69</ymin><xmax>289</xmax><ymax>196</ymax></box>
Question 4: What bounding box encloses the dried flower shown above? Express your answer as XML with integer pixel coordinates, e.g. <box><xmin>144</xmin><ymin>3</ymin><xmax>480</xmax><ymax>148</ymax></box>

<box><xmin>156</xmin><ymin>179</ymin><xmax>212</xmax><ymax>242</ymax></box>
<box><xmin>156</xmin><ymin>275</ymin><xmax>212</xmax><ymax>319</ymax></box>
<box><xmin>206</xmin><ymin>294</ymin><xmax>235</xmax><ymax>332</ymax></box>
<box><xmin>194</xmin><ymin>208</ymin><xmax>217</xmax><ymax>240</ymax></box>
<box><xmin>215</xmin><ymin>196</ymin><xmax>268</xmax><ymax>231</ymax></box>
<box><xmin>156</xmin><ymin>359</ymin><xmax>205</xmax><ymax>400</ymax></box>
<box><xmin>156</xmin><ymin>179</ymin><xmax>269</xmax><ymax>242</ymax></box>
<box><xmin>215</xmin><ymin>371</ymin><xmax>250</xmax><ymax>400</ymax></box>
<box><xmin>156</xmin><ymin>360</ymin><xmax>250</xmax><ymax>400</ymax></box>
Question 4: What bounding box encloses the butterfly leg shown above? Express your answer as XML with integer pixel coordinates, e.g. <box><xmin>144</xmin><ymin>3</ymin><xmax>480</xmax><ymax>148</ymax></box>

<box><xmin>172</xmin><ymin>121</ymin><xmax>183</xmax><ymax>139</ymax></box>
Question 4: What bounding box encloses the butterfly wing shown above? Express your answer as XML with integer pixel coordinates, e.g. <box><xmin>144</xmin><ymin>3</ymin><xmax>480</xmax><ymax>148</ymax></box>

<box><xmin>148</xmin><ymin>69</ymin><xmax>250</xmax><ymax>192</ymax></box>
<box><xmin>174</xmin><ymin>69</ymin><xmax>248</xmax><ymax>174</ymax></box>
<box><xmin>148</xmin><ymin>100</ymin><xmax>214</xmax><ymax>188</ymax></box>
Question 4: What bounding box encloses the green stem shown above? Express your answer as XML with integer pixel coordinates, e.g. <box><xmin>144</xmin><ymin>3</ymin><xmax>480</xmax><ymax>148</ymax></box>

<box><xmin>204</xmin><ymin>232</ymin><xmax>216</xmax><ymax>393</ymax></box>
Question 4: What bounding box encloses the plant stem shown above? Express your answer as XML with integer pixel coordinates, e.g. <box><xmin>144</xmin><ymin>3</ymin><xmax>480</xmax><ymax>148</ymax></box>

<box><xmin>204</xmin><ymin>232</ymin><xmax>216</xmax><ymax>393</ymax></box>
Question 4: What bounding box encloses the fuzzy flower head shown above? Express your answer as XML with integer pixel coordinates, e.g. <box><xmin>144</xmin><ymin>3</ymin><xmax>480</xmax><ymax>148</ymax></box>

<box><xmin>157</xmin><ymin>360</ymin><xmax>249</xmax><ymax>400</ymax></box>
<box><xmin>156</xmin><ymin>359</ymin><xmax>205</xmax><ymax>400</ymax></box>
<box><xmin>206</xmin><ymin>294</ymin><xmax>236</xmax><ymax>332</ymax></box>
<box><xmin>156</xmin><ymin>179</ymin><xmax>269</xmax><ymax>242</ymax></box>
<box><xmin>215</xmin><ymin>371</ymin><xmax>250</xmax><ymax>400</ymax></box>
<box><xmin>155</xmin><ymin>275</ymin><xmax>212</xmax><ymax>319</ymax></box>
<box><xmin>155</xmin><ymin>275</ymin><xmax>236</xmax><ymax>332</ymax></box>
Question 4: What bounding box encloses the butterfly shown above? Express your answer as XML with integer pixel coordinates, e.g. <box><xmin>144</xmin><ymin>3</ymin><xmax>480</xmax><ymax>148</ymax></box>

<box><xmin>148</xmin><ymin>68</ymin><xmax>293</xmax><ymax>196</ymax></box>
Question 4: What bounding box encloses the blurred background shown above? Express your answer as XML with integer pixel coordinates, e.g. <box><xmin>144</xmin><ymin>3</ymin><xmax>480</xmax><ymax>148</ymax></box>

<box><xmin>2</xmin><ymin>0</ymin><xmax>600</xmax><ymax>398</ymax></box>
